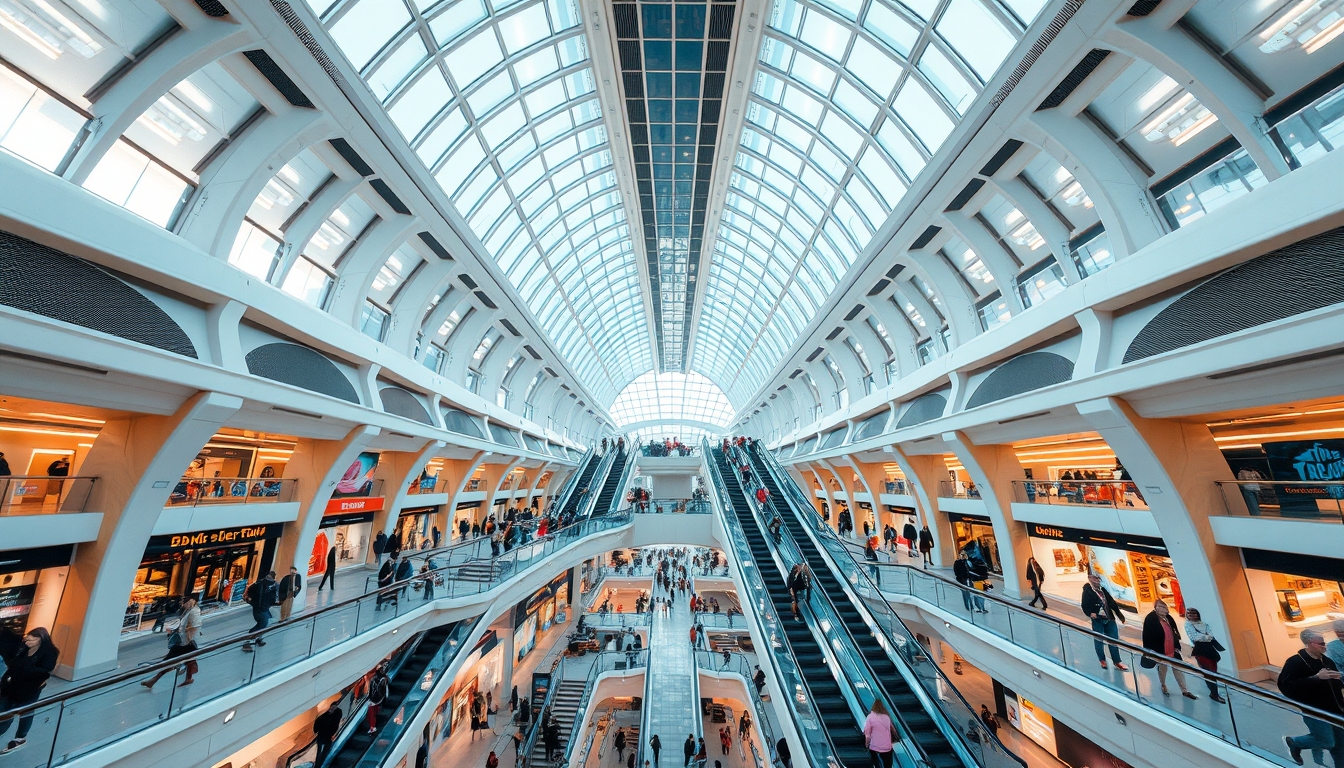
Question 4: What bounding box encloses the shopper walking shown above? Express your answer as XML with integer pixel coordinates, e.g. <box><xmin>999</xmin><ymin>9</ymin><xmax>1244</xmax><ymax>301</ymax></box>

<box><xmin>1281</xmin><ymin>629</ymin><xmax>1344</xmax><ymax>766</ymax></box>
<box><xmin>1237</xmin><ymin>466</ymin><xmax>1265</xmax><ymax>515</ymax></box>
<box><xmin>376</xmin><ymin>555</ymin><xmax>398</xmax><ymax>610</ymax></box>
<box><xmin>1025</xmin><ymin>556</ymin><xmax>1047</xmax><ymax>610</ymax></box>
<box><xmin>979</xmin><ymin>705</ymin><xmax>999</xmax><ymax>738</ymax></box>
<box><xmin>278</xmin><ymin>566</ymin><xmax>302</xmax><ymax>621</ymax></box>
<box><xmin>319</xmin><ymin>545</ymin><xmax>337</xmax><ymax>591</ymax></box>
<box><xmin>953</xmin><ymin>553</ymin><xmax>976</xmax><ymax>612</ymax></box>
<box><xmin>314</xmin><ymin>702</ymin><xmax>342</xmax><ymax>766</ymax></box>
<box><xmin>0</xmin><ymin>627</ymin><xmax>58</xmax><ymax>754</ymax></box>
<box><xmin>738</xmin><ymin>712</ymin><xmax>752</xmax><ymax>743</ymax></box>
<box><xmin>902</xmin><ymin>520</ymin><xmax>918</xmax><ymax>558</ymax></box>
<box><xmin>244</xmin><ymin>571</ymin><xmax>279</xmax><ymax>648</ymax></box>
<box><xmin>141</xmin><ymin>596</ymin><xmax>201</xmax><ymax>688</ymax></box>
<box><xmin>863</xmin><ymin>698</ymin><xmax>896</xmax><ymax>768</ymax></box>
<box><xmin>918</xmin><ymin>525</ymin><xmax>935</xmax><ymax>568</ymax></box>
<box><xmin>1141</xmin><ymin>601</ymin><xmax>1196</xmax><ymax>699</ymax></box>
<box><xmin>683</xmin><ymin>733</ymin><xmax>696</xmax><ymax>766</ymax></box>
<box><xmin>373</xmin><ymin>530</ymin><xmax>387</xmax><ymax>566</ymax></box>
<box><xmin>649</xmin><ymin>733</ymin><xmax>661</xmax><ymax>765</ymax></box>
<box><xmin>615</xmin><ymin>727</ymin><xmax>628</xmax><ymax>761</ymax></box>
<box><xmin>420</xmin><ymin>563</ymin><xmax>436</xmax><ymax>600</ymax></box>
<box><xmin>544</xmin><ymin>718</ymin><xmax>561</xmax><ymax>761</ymax></box>
<box><xmin>1185</xmin><ymin>608</ymin><xmax>1227</xmax><ymax>702</ymax></box>
<box><xmin>1080</xmin><ymin>571</ymin><xmax>1128</xmax><ymax>670</ymax></box>
<box><xmin>367</xmin><ymin>664</ymin><xmax>389</xmax><ymax>734</ymax></box>
<box><xmin>968</xmin><ymin>555</ymin><xmax>989</xmax><ymax>612</ymax></box>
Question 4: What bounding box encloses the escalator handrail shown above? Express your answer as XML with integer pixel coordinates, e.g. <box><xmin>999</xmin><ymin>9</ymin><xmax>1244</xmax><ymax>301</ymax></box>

<box><xmin>520</xmin><ymin>653</ymin><xmax>569</xmax><ymax>764</ymax></box>
<box><xmin>549</xmin><ymin>446</ymin><xmax>595</xmax><ymax>513</ymax></box>
<box><xmin>340</xmin><ymin>618</ymin><xmax>480</xmax><ymax>767</ymax></box>
<box><xmin>691</xmin><ymin>649</ymin><xmax>779</xmax><ymax>759</ymax></box>
<box><xmin>575</xmin><ymin>448</ymin><xmax>620</xmax><ymax>519</ymax></box>
<box><xmin>720</xmin><ymin>447</ymin><xmax>939</xmax><ymax>768</ymax></box>
<box><xmin>563</xmin><ymin>649</ymin><xmax>650</xmax><ymax>764</ymax></box>
<box><xmin>747</xmin><ymin>446</ymin><xmax>1026</xmax><ymax>766</ymax></box>
<box><xmin>702</xmin><ymin>442</ymin><xmax>856</xmax><ymax>768</ymax></box>
<box><xmin>752</xmin><ymin>443</ymin><xmax>1344</xmax><ymax>726</ymax></box>
<box><xmin>605</xmin><ymin>448</ymin><xmax>639</xmax><ymax>516</ymax></box>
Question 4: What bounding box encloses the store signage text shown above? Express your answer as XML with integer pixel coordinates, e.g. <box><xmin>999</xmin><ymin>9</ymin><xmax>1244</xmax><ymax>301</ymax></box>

<box><xmin>168</xmin><ymin>526</ymin><xmax>270</xmax><ymax>550</ymax></box>
<box><xmin>325</xmin><ymin>496</ymin><xmax>385</xmax><ymax>514</ymax></box>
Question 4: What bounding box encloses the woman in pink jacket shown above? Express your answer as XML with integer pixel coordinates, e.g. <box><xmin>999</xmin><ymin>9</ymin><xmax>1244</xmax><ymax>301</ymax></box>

<box><xmin>863</xmin><ymin>699</ymin><xmax>897</xmax><ymax>768</ymax></box>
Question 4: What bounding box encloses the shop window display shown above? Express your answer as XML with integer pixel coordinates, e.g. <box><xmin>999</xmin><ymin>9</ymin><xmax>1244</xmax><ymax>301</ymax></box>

<box><xmin>1026</xmin><ymin>531</ymin><xmax>1183</xmax><ymax>628</ymax></box>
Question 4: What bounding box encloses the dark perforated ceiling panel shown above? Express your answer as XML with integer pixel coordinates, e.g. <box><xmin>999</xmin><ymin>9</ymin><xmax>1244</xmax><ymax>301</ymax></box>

<box><xmin>245</xmin><ymin>343</ymin><xmax>359</xmax><ymax>402</ymax></box>
<box><xmin>0</xmin><ymin>230</ymin><xmax>198</xmax><ymax>358</ymax></box>
<box><xmin>894</xmin><ymin>392</ymin><xmax>947</xmax><ymax>429</ymax></box>
<box><xmin>966</xmin><ymin>352</ymin><xmax>1074</xmax><ymax>409</ymax></box>
<box><xmin>379</xmin><ymin>387</ymin><xmax>432</xmax><ymax>424</ymax></box>
<box><xmin>1123</xmin><ymin>226</ymin><xmax>1344</xmax><ymax>364</ymax></box>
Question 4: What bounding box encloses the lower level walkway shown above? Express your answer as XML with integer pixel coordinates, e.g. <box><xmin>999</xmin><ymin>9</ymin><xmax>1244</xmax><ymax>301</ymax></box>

<box><xmin>644</xmin><ymin>575</ymin><xmax>698</xmax><ymax>767</ymax></box>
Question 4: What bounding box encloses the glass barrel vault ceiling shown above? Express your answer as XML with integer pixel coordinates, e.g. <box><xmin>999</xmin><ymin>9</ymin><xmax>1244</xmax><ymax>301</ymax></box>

<box><xmin>695</xmin><ymin>0</ymin><xmax>1045</xmax><ymax>409</ymax></box>
<box><xmin>308</xmin><ymin>0</ymin><xmax>1048</xmax><ymax>416</ymax></box>
<box><xmin>308</xmin><ymin>0</ymin><xmax>652</xmax><ymax>405</ymax></box>
<box><xmin>608</xmin><ymin>371</ymin><xmax>735</xmax><ymax>430</ymax></box>
<box><xmin>610</xmin><ymin>0</ymin><xmax>736</xmax><ymax>374</ymax></box>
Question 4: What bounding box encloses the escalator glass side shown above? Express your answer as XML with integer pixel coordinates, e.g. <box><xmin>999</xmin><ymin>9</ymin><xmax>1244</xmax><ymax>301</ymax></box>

<box><xmin>745</xmin><ymin>444</ymin><xmax>1023</xmax><ymax>768</ymax></box>
<box><xmin>706</xmin><ymin>446</ymin><xmax>869</xmax><ymax>768</ymax></box>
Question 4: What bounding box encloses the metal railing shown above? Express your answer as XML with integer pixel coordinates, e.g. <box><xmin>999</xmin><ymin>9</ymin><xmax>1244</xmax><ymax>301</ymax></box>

<box><xmin>0</xmin><ymin>476</ymin><xmax>96</xmax><ymax>515</ymax></box>
<box><xmin>883</xmin><ymin>480</ymin><xmax>909</xmax><ymax>495</ymax></box>
<box><xmin>564</xmin><ymin>650</ymin><xmax>649</xmax><ymax>765</ymax></box>
<box><xmin>629</xmin><ymin>497</ymin><xmax>711</xmax><ymax>514</ymax></box>
<box><xmin>1214</xmin><ymin>479</ymin><xmax>1344</xmax><ymax>520</ymax></box>
<box><xmin>755</xmin><ymin>444</ymin><xmax>1344</xmax><ymax>768</ymax></box>
<box><xmin>405</xmin><ymin>473</ymin><xmax>443</xmax><ymax>495</ymax></box>
<box><xmin>164</xmin><ymin>476</ymin><xmax>297</xmax><ymax>506</ymax></box>
<box><xmin>1011</xmin><ymin>479</ymin><xmax>1148</xmax><ymax>510</ymax></box>
<box><xmin>693</xmin><ymin>611</ymin><xmax>745</xmax><ymax>629</ymax></box>
<box><xmin>691</xmin><ymin>649</ymin><xmax>777</xmax><ymax>767</ymax></box>
<box><xmin>583</xmin><ymin>610</ymin><xmax>652</xmax><ymax>630</ymax></box>
<box><xmin>758</xmin><ymin>443</ymin><xmax>1016</xmax><ymax>768</ymax></box>
<box><xmin>638</xmin><ymin>444</ymin><xmax>699</xmax><ymax>457</ymax></box>
<box><xmin>0</xmin><ymin>510</ymin><xmax>633</xmax><ymax>768</ymax></box>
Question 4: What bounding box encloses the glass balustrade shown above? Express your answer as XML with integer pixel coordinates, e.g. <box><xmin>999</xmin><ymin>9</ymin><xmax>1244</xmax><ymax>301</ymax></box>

<box><xmin>1012</xmin><ymin>479</ymin><xmax>1149</xmax><ymax>510</ymax></box>
<box><xmin>1215</xmin><ymin>480</ymin><xmax>1344</xmax><ymax>521</ymax></box>
<box><xmin>163</xmin><ymin>476</ymin><xmax>298</xmax><ymax>506</ymax></box>
<box><xmin>0</xmin><ymin>476</ymin><xmax>96</xmax><ymax>515</ymax></box>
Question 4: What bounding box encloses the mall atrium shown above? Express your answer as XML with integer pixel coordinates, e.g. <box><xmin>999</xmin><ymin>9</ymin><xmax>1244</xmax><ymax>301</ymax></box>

<box><xmin>0</xmin><ymin>0</ymin><xmax>1341</xmax><ymax>766</ymax></box>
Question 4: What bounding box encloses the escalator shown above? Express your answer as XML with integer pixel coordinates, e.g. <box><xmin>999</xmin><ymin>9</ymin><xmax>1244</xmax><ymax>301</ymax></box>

<box><xmin>742</xmin><ymin>445</ymin><xmax>963</xmax><ymax>768</ymax></box>
<box><xmin>558</xmin><ymin>450</ymin><xmax>603</xmax><ymax>519</ymax></box>
<box><xmin>593</xmin><ymin>447</ymin><xmax>628</xmax><ymax>516</ymax></box>
<box><xmin>710</xmin><ymin>447</ymin><xmax>871</xmax><ymax>767</ymax></box>
<box><xmin>326</xmin><ymin>620</ymin><xmax>473</xmax><ymax>768</ymax></box>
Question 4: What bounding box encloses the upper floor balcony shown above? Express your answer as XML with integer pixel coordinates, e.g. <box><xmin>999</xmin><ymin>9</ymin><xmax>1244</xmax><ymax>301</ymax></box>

<box><xmin>1</xmin><ymin>476</ymin><xmax>96</xmax><ymax>515</ymax></box>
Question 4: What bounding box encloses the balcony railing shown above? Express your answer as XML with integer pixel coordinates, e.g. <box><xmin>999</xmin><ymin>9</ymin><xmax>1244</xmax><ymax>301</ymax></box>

<box><xmin>638</xmin><ymin>443</ymin><xmax>698</xmax><ymax>457</ymax></box>
<box><xmin>466</xmin><ymin>478</ymin><xmax>482</xmax><ymax>491</ymax></box>
<box><xmin>693</xmin><ymin>610</ymin><xmax>745</xmax><ymax>629</ymax></box>
<box><xmin>164</xmin><ymin>477</ymin><xmax>297</xmax><ymax>507</ymax></box>
<box><xmin>1011</xmin><ymin>479</ymin><xmax>1149</xmax><ymax>510</ymax></box>
<box><xmin>1214</xmin><ymin>480</ymin><xmax>1344</xmax><ymax>521</ymax></box>
<box><xmin>883</xmin><ymin>480</ymin><xmax>909</xmax><ymax>495</ymax></box>
<box><xmin>937</xmin><ymin>480</ymin><xmax>982</xmax><ymax>499</ymax></box>
<box><xmin>406</xmin><ymin>473</ymin><xmax>442</xmax><ymax>495</ymax></box>
<box><xmin>0</xmin><ymin>476</ymin><xmax>96</xmax><ymax>515</ymax></box>
<box><xmin>0</xmin><ymin>509</ymin><xmax>633</xmax><ymax>768</ymax></box>
<box><xmin>628</xmin><ymin>497</ymin><xmax>711</xmax><ymax>514</ymax></box>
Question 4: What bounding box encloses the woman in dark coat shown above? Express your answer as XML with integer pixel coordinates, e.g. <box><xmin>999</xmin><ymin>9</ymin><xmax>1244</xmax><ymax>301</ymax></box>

<box><xmin>1142</xmin><ymin>600</ymin><xmax>1196</xmax><ymax>699</ymax></box>
<box><xmin>0</xmin><ymin>627</ymin><xmax>59</xmax><ymax>751</ymax></box>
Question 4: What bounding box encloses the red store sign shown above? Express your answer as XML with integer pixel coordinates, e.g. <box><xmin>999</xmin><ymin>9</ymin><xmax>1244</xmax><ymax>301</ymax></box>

<box><xmin>325</xmin><ymin>496</ymin><xmax>385</xmax><ymax>515</ymax></box>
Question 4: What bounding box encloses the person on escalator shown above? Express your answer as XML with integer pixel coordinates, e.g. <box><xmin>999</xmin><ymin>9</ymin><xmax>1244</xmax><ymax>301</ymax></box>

<box><xmin>864</xmin><ymin>699</ymin><xmax>897</xmax><ymax>768</ymax></box>
<box><xmin>753</xmin><ymin>666</ymin><xmax>766</xmax><ymax>693</ymax></box>
<box><xmin>768</xmin><ymin>516</ymin><xmax>783</xmax><ymax>542</ymax></box>
<box><xmin>775</xmin><ymin>738</ymin><xmax>792</xmax><ymax>768</ymax></box>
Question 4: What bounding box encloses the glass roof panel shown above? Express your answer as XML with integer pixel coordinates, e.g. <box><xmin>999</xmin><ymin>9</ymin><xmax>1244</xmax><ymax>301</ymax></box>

<box><xmin>315</xmin><ymin>0</ymin><xmax>651</xmax><ymax>405</ymax></box>
<box><xmin>609</xmin><ymin>371</ymin><xmax>737</xmax><ymax>428</ymax></box>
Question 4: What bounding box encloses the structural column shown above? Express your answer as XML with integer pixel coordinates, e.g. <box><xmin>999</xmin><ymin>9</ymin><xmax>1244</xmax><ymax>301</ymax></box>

<box><xmin>369</xmin><ymin>440</ymin><xmax>446</xmax><ymax>562</ymax></box>
<box><xmin>942</xmin><ymin>431</ymin><xmax>1032</xmax><ymax>599</ymax></box>
<box><xmin>1076</xmin><ymin>397</ymin><xmax>1265</xmax><ymax>672</ymax></box>
<box><xmin>52</xmin><ymin>391</ymin><xmax>242</xmax><ymax>680</ymax></box>
<box><xmin>888</xmin><ymin>446</ymin><xmax>954</xmax><ymax>568</ymax></box>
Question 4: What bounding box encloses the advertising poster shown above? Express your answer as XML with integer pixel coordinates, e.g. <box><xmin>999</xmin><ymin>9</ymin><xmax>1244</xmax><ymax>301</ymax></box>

<box><xmin>1055</xmin><ymin>720</ymin><xmax>1135</xmax><ymax>768</ymax></box>
<box><xmin>1017</xmin><ymin>697</ymin><xmax>1057</xmax><ymax>755</ymax></box>
<box><xmin>0</xmin><ymin>584</ymin><xmax>36</xmax><ymax>635</ymax></box>
<box><xmin>1088</xmin><ymin>547</ymin><xmax>1137</xmax><ymax>611</ymax></box>
<box><xmin>309</xmin><ymin>530</ymin><xmax>331</xmax><ymax>576</ymax></box>
<box><xmin>332</xmin><ymin>452</ymin><xmax>380</xmax><ymax>498</ymax></box>
<box><xmin>1264</xmin><ymin>440</ymin><xmax>1344</xmax><ymax>516</ymax></box>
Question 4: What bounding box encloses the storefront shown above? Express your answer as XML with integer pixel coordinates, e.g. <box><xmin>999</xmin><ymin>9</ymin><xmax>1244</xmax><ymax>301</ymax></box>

<box><xmin>1222</xmin><ymin>438</ymin><xmax>1344</xmax><ymax>518</ymax></box>
<box><xmin>396</xmin><ymin>505</ymin><xmax>439</xmax><ymax>550</ymax></box>
<box><xmin>434</xmin><ymin>629</ymin><xmax>504</xmax><ymax>740</ymax></box>
<box><xmin>0</xmin><ymin>545</ymin><xmax>73</xmax><ymax>636</ymax></box>
<box><xmin>513</xmin><ymin>570</ymin><xmax>572</xmax><ymax>661</ymax></box>
<box><xmin>1242</xmin><ymin>549</ymin><xmax>1344</xmax><ymax>664</ymax></box>
<box><xmin>1025</xmin><ymin>523</ymin><xmax>1182</xmax><ymax>623</ymax></box>
<box><xmin>947</xmin><ymin>513</ymin><xmax>1001</xmax><ymax>574</ymax></box>
<box><xmin>992</xmin><ymin>679</ymin><xmax>1135</xmax><ymax>767</ymax></box>
<box><xmin>311</xmin><ymin>496</ymin><xmax>383</xmax><ymax>575</ymax></box>
<box><xmin>126</xmin><ymin>523</ymin><xmax>284</xmax><ymax>633</ymax></box>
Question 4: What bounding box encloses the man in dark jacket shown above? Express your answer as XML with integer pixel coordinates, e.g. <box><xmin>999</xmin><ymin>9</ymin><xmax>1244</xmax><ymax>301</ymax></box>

<box><xmin>902</xmin><ymin>521</ymin><xmax>918</xmax><ymax>557</ymax></box>
<box><xmin>1281</xmin><ymin>629</ymin><xmax>1344</xmax><ymax>766</ymax></box>
<box><xmin>373</xmin><ymin>531</ymin><xmax>387</xmax><ymax>565</ymax></box>
<box><xmin>319</xmin><ymin>546</ymin><xmax>337</xmax><ymax>591</ymax></box>
<box><xmin>649</xmin><ymin>733</ymin><xmax>661</xmax><ymax>764</ymax></box>
<box><xmin>376</xmin><ymin>556</ymin><xmax>397</xmax><ymax>609</ymax></box>
<box><xmin>918</xmin><ymin>525</ymin><xmax>935</xmax><ymax>568</ymax></box>
<box><xmin>1080</xmin><ymin>571</ymin><xmax>1128</xmax><ymax>670</ymax></box>
<box><xmin>366</xmin><ymin>664</ymin><xmax>389</xmax><ymax>734</ymax></box>
<box><xmin>314</xmin><ymin>702</ymin><xmax>342</xmax><ymax>765</ymax></box>
<box><xmin>244</xmin><ymin>571</ymin><xmax>278</xmax><ymax>647</ymax></box>
<box><xmin>683</xmin><ymin>733</ymin><xmax>696</xmax><ymax>766</ymax></box>
<box><xmin>544</xmin><ymin>717</ymin><xmax>561</xmax><ymax>760</ymax></box>
<box><xmin>278</xmin><ymin>566</ymin><xmax>302</xmax><ymax>621</ymax></box>
<box><xmin>967</xmin><ymin>556</ymin><xmax>989</xmax><ymax>613</ymax></box>
<box><xmin>953</xmin><ymin>553</ymin><xmax>976</xmax><ymax>612</ymax></box>
<box><xmin>395</xmin><ymin>555</ymin><xmax>414</xmax><ymax>599</ymax></box>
